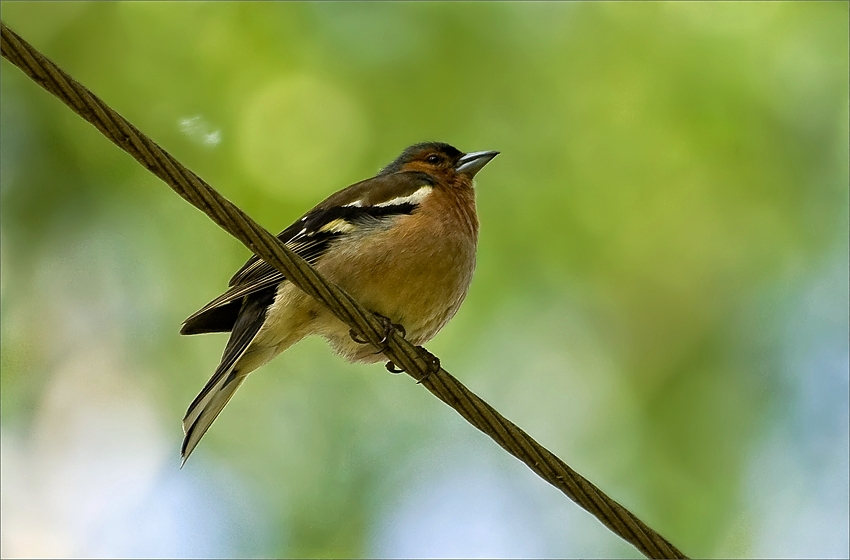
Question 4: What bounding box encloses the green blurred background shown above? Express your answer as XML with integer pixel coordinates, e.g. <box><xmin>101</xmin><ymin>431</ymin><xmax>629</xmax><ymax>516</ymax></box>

<box><xmin>1</xmin><ymin>2</ymin><xmax>847</xmax><ymax>558</ymax></box>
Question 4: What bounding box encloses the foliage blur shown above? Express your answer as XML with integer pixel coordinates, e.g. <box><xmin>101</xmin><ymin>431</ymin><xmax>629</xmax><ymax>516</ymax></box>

<box><xmin>1</xmin><ymin>2</ymin><xmax>847</xmax><ymax>558</ymax></box>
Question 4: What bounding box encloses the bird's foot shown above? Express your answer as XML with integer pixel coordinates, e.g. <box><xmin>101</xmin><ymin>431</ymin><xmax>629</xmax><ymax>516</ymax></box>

<box><xmin>349</xmin><ymin>313</ymin><xmax>406</xmax><ymax>353</ymax></box>
<box><xmin>386</xmin><ymin>360</ymin><xmax>404</xmax><ymax>374</ymax></box>
<box><xmin>414</xmin><ymin>346</ymin><xmax>441</xmax><ymax>383</ymax></box>
<box><xmin>385</xmin><ymin>346</ymin><xmax>440</xmax><ymax>383</ymax></box>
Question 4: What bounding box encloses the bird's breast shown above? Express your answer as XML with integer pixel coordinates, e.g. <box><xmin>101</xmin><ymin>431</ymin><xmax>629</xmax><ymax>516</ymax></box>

<box><xmin>317</xmin><ymin>211</ymin><xmax>476</xmax><ymax>345</ymax></box>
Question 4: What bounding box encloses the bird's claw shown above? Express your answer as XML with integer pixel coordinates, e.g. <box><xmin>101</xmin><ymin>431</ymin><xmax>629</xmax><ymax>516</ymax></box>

<box><xmin>349</xmin><ymin>329</ymin><xmax>369</xmax><ymax>345</ymax></box>
<box><xmin>414</xmin><ymin>346</ymin><xmax>440</xmax><ymax>384</ymax></box>
<box><xmin>376</xmin><ymin>313</ymin><xmax>406</xmax><ymax>347</ymax></box>
<box><xmin>385</xmin><ymin>347</ymin><xmax>440</xmax><ymax>382</ymax></box>
<box><xmin>348</xmin><ymin>313</ymin><xmax>406</xmax><ymax>353</ymax></box>
<box><xmin>347</xmin><ymin>314</ymin><xmax>437</xmax><ymax>382</ymax></box>
<box><xmin>385</xmin><ymin>361</ymin><xmax>404</xmax><ymax>374</ymax></box>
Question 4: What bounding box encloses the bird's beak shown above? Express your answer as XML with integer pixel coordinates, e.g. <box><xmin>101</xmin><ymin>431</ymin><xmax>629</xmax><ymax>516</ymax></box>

<box><xmin>456</xmin><ymin>150</ymin><xmax>499</xmax><ymax>179</ymax></box>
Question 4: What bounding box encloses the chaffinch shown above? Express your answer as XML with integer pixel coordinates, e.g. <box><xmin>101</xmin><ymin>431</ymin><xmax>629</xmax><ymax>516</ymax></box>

<box><xmin>179</xmin><ymin>142</ymin><xmax>498</xmax><ymax>462</ymax></box>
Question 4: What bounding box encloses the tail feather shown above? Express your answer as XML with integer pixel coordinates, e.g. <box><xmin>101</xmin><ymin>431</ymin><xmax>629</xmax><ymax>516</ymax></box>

<box><xmin>181</xmin><ymin>367</ymin><xmax>246</xmax><ymax>465</ymax></box>
<box><xmin>181</xmin><ymin>288</ymin><xmax>277</xmax><ymax>465</ymax></box>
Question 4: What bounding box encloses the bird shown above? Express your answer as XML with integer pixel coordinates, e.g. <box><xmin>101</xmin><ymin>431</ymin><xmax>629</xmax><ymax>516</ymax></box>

<box><xmin>178</xmin><ymin>142</ymin><xmax>498</xmax><ymax>463</ymax></box>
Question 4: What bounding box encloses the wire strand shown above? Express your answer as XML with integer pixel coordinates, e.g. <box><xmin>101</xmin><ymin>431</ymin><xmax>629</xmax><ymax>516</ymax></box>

<box><xmin>1</xmin><ymin>21</ymin><xmax>687</xmax><ymax>559</ymax></box>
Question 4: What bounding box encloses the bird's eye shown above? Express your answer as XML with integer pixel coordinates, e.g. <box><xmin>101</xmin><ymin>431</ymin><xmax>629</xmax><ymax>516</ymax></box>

<box><xmin>426</xmin><ymin>154</ymin><xmax>440</xmax><ymax>164</ymax></box>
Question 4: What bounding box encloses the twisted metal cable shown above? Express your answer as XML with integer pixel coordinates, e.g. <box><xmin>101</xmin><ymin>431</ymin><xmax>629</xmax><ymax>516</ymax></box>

<box><xmin>1</xmin><ymin>21</ymin><xmax>687</xmax><ymax>559</ymax></box>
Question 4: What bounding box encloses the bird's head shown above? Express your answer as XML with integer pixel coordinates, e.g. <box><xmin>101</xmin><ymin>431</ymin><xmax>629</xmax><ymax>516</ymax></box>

<box><xmin>381</xmin><ymin>142</ymin><xmax>498</xmax><ymax>184</ymax></box>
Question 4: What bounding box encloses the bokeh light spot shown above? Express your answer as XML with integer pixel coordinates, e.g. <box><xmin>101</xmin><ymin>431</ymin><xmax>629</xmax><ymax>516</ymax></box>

<box><xmin>237</xmin><ymin>76</ymin><xmax>370</xmax><ymax>201</ymax></box>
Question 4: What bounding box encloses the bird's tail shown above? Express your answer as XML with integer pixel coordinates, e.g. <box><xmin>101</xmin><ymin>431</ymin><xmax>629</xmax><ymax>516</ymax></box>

<box><xmin>181</xmin><ymin>365</ymin><xmax>246</xmax><ymax>466</ymax></box>
<box><xmin>181</xmin><ymin>288</ymin><xmax>277</xmax><ymax>465</ymax></box>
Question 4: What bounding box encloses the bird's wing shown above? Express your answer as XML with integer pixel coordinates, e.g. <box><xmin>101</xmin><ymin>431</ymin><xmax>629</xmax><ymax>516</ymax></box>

<box><xmin>180</xmin><ymin>171</ymin><xmax>435</xmax><ymax>335</ymax></box>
